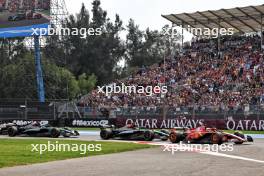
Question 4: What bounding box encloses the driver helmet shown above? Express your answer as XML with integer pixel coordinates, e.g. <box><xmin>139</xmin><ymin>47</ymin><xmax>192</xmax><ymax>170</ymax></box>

<box><xmin>32</xmin><ymin>121</ymin><xmax>40</xmax><ymax>126</ymax></box>
<box><xmin>127</xmin><ymin>123</ymin><xmax>135</xmax><ymax>128</ymax></box>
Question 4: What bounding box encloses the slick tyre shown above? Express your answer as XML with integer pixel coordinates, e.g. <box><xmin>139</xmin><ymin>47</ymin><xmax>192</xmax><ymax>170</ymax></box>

<box><xmin>169</xmin><ymin>132</ymin><xmax>182</xmax><ymax>143</ymax></box>
<box><xmin>234</xmin><ymin>132</ymin><xmax>245</xmax><ymax>138</ymax></box>
<box><xmin>144</xmin><ymin>131</ymin><xmax>154</xmax><ymax>141</ymax></box>
<box><xmin>50</xmin><ymin>128</ymin><xmax>60</xmax><ymax>138</ymax></box>
<box><xmin>74</xmin><ymin>130</ymin><xmax>80</xmax><ymax>136</ymax></box>
<box><xmin>211</xmin><ymin>133</ymin><xmax>223</xmax><ymax>145</ymax></box>
<box><xmin>8</xmin><ymin>126</ymin><xmax>18</xmax><ymax>137</ymax></box>
<box><xmin>234</xmin><ymin>141</ymin><xmax>244</xmax><ymax>144</ymax></box>
<box><xmin>234</xmin><ymin>132</ymin><xmax>245</xmax><ymax>144</ymax></box>
<box><xmin>100</xmin><ymin>129</ymin><xmax>112</xmax><ymax>140</ymax></box>
<box><xmin>161</xmin><ymin>136</ymin><xmax>169</xmax><ymax>141</ymax></box>
<box><xmin>247</xmin><ymin>135</ymin><xmax>253</xmax><ymax>142</ymax></box>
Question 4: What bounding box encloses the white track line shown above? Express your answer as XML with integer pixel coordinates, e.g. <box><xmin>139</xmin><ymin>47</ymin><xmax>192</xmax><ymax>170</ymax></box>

<box><xmin>137</xmin><ymin>141</ymin><xmax>264</xmax><ymax>164</ymax></box>
<box><xmin>200</xmin><ymin>150</ymin><xmax>264</xmax><ymax>164</ymax></box>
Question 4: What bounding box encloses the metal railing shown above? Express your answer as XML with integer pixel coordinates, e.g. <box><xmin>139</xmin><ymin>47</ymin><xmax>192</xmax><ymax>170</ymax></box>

<box><xmin>111</xmin><ymin>104</ymin><xmax>264</xmax><ymax>120</ymax></box>
<box><xmin>0</xmin><ymin>99</ymin><xmax>263</xmax><ymax>120</ymax></box>
<box><xmin>0</xmin><ymin>99</ymin><xmax>57</xmax><ymax>121</ymax></box>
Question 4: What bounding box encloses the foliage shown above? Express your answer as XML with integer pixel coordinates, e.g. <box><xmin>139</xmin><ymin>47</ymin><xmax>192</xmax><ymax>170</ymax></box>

<box><xmin>0</xmin><ymin>0</ymin><xmax>176</xmax><ymax>99</ymax></box>
<box><xmin>0</xmin><ymin>54</ymin><xmax>96</xmax><ymax>100</ymax></box>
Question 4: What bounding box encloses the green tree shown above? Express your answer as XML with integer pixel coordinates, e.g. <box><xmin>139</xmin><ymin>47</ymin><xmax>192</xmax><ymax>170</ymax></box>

<box><xmin>125</xmin><ymin>22</ymin><xmax>174</xmax><ymax>68</ymax></box>
<box><xmin>77</xmin><ymin>73</ymin><xmax>97</xmax><ymax>96</ymax></box>
<box><xmin>0</xmin><ymin>53</ymin><xmax>90</xmax><ymax>100</ymax></box>
<box><xmin>45</xmin><ymin>0</ymin><xmax>125</xmax><ymax>85</ymax></box>
<box><xmin>125</xmin><ymin>19</ymin><xmax>144</xmax><ymax>68</ymax></box>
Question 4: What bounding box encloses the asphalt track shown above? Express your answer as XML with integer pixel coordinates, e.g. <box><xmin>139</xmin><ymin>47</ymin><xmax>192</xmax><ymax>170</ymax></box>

<box><xmin>0</xmin><ymin>134</ymin><xmax>264</xmax><ymax>176</ymax></box>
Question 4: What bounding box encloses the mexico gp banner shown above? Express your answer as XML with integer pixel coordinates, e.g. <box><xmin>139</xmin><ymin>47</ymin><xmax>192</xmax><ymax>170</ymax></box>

<box><xmin>71</xmin><ymin>119</ymin><xmax>109</xmax><ymax>127</ymax></box>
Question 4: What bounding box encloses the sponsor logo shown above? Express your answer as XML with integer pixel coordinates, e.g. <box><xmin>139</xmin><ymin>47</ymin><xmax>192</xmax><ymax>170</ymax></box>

<box><xmin>72</xmin><ymin>120</ymin><xmax>109</xmax><ymax>127</ymax></box>
<box><xmin>125</xmin><ymin>118</ymin><xmax>202</xmax><ymax>129</ymax></box>
<box><xmin>12</xmin><ymin>120</ymin><xmax>48</xmax><ymax>126</ymax></box>
<box><xmin>226</xmin><ymin>120</ymin><xmax>264</xmax><ymax>131</ymax></box>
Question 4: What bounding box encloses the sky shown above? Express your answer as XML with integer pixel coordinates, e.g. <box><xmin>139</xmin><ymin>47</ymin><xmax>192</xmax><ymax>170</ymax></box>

<box><xmin>64</xmin><ymin>0</ymin><xmax>264</xmax><ymax>66</ymax></box>
<box><xmin>65</xmin><ymin>0</ymin><xmax>264</xmax><ymax>31</ymax></box>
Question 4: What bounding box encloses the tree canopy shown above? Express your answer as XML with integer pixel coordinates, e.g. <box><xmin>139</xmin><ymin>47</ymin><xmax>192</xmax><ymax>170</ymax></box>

<box><xmin>0</xmin><ymin>0</ymin><xmax>179</xmax><ymax>100</ymax></box>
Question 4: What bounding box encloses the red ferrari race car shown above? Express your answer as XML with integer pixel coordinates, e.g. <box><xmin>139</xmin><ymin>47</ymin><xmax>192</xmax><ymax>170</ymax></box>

<box><xmin>169</xmin><ymin>126</ymin><xmax>253</xmax><ymax>145</ymax></box>
<box><xmin>26</xmin><ymin>10</ymin><xmax>42</xmax><ymax>19</ymax></box>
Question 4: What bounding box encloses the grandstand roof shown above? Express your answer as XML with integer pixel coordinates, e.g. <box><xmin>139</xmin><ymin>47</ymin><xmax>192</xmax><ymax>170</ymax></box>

<box><xmin>162</xmin><ymin>4</ymin><xmax>264</xmax><ymax>34</ymax></box>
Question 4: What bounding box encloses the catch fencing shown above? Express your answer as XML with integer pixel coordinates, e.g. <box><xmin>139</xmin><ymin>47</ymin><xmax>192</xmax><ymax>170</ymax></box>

<box><xmin>0</xmin><ymin>99</ymin><xmax>56</xmax><ymax>122</ymax></box>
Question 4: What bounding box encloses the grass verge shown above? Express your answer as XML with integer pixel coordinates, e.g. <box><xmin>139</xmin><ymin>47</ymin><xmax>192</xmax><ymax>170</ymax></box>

<box><xmin>73</xmin><ymin>128</ymin><xmax>264</xmax><ymax>134</ymax></box>
<box><xmin>0</xmin><ymin>139</ymin><xmax>153</xmax><ymax>168</ymax></box>
<box><xmin>223</xmin><ymin>130</ymin><xmax>264</xmax><ymax>134</ymax></box>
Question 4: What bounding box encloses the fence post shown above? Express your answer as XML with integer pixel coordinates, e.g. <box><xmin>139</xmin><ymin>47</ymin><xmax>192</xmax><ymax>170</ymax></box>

<box><xmin>25</xmin><ymin>99</ymin><xmax>27</xmax><ymax>120</ymax></box>
<box><xmin>53</xmin><ymin>102</ymin><xmax>56</xmax><ymax>120</ymax></box>
<box><xmin>192</xmin><ymin>105</ymin><xmax>195</xmax><ymax>119</ymax></box>
<box><xmin>257</xmin><ymin>102</ymin><xmax>260</xmax><ymax>121</ymax></box>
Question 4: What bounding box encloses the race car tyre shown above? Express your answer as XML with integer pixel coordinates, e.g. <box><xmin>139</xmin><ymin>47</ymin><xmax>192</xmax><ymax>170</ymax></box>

<box><xmin>100</xmin><ymin>129</ymin><xmax>112</xmax><ymax>140</ymax></box>
<box><xmin>144</xmin><ymin>131</ymin><xmax>154</xmax><ymax>141</ymax></box>
<box><xmin>8</xmin><ymin>126</ymin><xmax>18</xmax><ymax>137</ymax></box>
<box><xmin>62</xmin><ymin>132</ymin><xmax>70</xmax><ymax>137</ymax></box>
<box><xmin>247</xmin><ymin>135</ymin><xmax>253</xmax><ymax>142</ymax></box>
<box><xmin>50</xmin><ymin>128</ymin><xmax>60</xmax><ymax>138</ymax></box>
<box><xmin>169</xmin><ymin>132</ymin><xmax>182</xmax><ymax>143</ymax></box>
<box><xmin>74</xmin><ymin>130</ymin><xmax>80</xmax><ymax>136</ymax></box>
<box><xmin>234</xmin><ymin>131</ymin><xmax>245</xmax><ymax>139</ymax></box>
<box><xmin>211</xmin><ymin>133</ymin><xmax>223</xmax><ymax>145</ymax></box>
<box><xmin>234</xmin><ymin>141</ymin><xmax>244</xmax><ymax>144</ymax></box>
<box><xmin>233</xmin><ymin>132</ymin><xmax>245</xmax><ymax>144</ymax></box>
<box><xmin>161</xmin><ymin>136</ymin><xmax>169</xmax><ymax>141</ymax></box>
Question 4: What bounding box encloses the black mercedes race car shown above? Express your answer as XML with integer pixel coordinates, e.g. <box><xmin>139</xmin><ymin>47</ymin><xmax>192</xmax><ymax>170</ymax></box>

<box><xmin>0</xmin><ymin>122</ymin><xmax>79</xmax><ymax>138</ymax></box>
<box><xmin>8</xmin><ymin>13</ymin><xmax>26</xmax><ymax>21</ymax></box>
<box><xmin>100</xmin><ymin>124</ymin><xmax>169</xmax><ymax>141</ymax></box>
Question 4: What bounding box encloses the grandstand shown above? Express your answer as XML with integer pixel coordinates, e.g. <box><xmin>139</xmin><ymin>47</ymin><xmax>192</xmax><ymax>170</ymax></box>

<box><xmin>162</xmin><ymin>4</ymin><xmax>264</xmax><ymax>52</ymax></box>
<box><xmin>79</xmin><ymin>4</ymin><xmax>264</xmax><ymax>120</ymax></box>
<box><xmin>162</xmin><ymin>5</ymin><xmax>264</xmax><ymax>34</ymax></box>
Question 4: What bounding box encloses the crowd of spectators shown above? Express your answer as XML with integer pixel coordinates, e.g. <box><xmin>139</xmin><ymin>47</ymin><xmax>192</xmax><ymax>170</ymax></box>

<box><xmin>79</xmin><ymin>34</ymin><xmax>264</xmax><ymax>113</ymax></box>
<box><xmin>0</xmin><ymin>0</ymin><xmax>5</xmax><ymax>8</ymax></box>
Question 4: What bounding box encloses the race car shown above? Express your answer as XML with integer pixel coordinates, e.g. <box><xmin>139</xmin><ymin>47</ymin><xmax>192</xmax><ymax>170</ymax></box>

<box><xmin>169</xmin><ymin>126</ymin><xmax>253</xmax><ymax>144</ymax></box>
<box><xmin>8</xmin><ymin>13</ymin><xmax>26</xmax><ymax>21</ymax></box>
<box><xmin>100</xmin><ymin>124</ymin><xmax>169</xmax><ymax>141</ymax></box>
<box><xmin>0</xmin><ymin>122</ymin><xmax>79</xmax><ymax>138</ymax></box>
<box><xmin>26</xmin><ymin>10</ymin><xmax>42</xmax><ymax>19</ymax></box>
<box><xmin>0</xmin><ymin>123</ymin><xmax>14</xmax><ymax>135</ymax></box>
<box><xmin>32</xmin><ymin>13</ymin><xmax>42</xmax><ymax>19</ymax></box>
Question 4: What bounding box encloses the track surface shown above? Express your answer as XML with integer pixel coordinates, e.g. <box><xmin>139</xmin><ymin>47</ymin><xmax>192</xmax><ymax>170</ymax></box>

<box><xmin>0</xmin><ymin>135</ymin><xmax>264</xmax><ymax>176</ymax></box>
